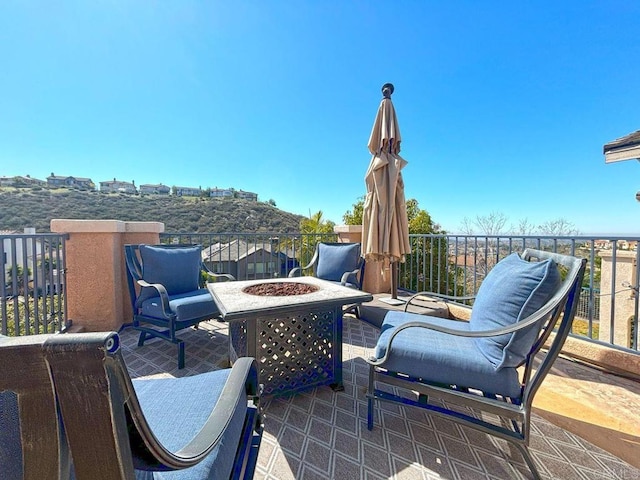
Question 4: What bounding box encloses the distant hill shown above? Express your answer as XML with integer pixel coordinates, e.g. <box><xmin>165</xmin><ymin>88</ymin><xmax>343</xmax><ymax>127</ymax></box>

<box><xmin>0</xmin><ymin>188</ymin><xmax>304</xmax><ymax>233</ymax></box>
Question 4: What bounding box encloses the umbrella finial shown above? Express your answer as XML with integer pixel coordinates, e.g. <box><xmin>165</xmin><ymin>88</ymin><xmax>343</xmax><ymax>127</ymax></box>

<box><xmin>382</xmin><ymin>83</ymin><xmax>394</xmax><ymax>99</ymax></box>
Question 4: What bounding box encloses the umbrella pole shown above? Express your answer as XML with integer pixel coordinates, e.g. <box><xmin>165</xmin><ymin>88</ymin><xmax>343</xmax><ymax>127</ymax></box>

<box><xmin>391</xmin><ymin>261</ymin><xmax>398</xmax><ymax>299</ymax></box>
<box><xmin>380</xmin><ymin>261</ymin><xmax>404</xmax><ymax>305</ymax></box>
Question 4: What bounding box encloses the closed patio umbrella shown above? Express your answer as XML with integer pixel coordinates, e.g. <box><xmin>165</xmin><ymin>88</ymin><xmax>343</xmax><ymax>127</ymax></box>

<box><xmin>362</xmin><ymin>83</ymin><xmax>410</xmax><ymax>302</ymax></box>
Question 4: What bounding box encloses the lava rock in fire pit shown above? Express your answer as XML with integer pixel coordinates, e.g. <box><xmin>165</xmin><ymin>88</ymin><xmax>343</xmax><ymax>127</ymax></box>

<box><xmin>242</xmin><ymin>282</ymin><xmax>319</xmax><ymax>296</ymax></box>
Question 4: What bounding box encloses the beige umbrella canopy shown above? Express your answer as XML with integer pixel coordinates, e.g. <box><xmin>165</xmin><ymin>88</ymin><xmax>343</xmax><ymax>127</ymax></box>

<box><xmin>362</xmin><ymin>83</ymin><xmax>410</xmax><ymax>299</ymax></box>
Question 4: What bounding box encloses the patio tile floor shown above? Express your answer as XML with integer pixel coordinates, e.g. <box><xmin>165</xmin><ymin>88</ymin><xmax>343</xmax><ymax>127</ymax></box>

<box><xmin>120</xmin><ymin>316</ymin><xmax>640</xmax><ymax>480</ymax></box>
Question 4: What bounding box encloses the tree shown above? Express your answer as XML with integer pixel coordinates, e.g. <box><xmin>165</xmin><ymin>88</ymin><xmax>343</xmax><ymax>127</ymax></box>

<box><xmin>343</xmin><ymin>197</ymin><xmax>440</xmax><ymax>235</ymax></box>
<box><xmin>511</xmin><ymin>218</ymin><xmax>536</xmax><ymax>236</ymax></box>
<box><xmin>343</xmin><ymin>196</ymin><xmax>365</xmax><ymax>225</ymax></box>
<box><xmin>462</xmin><ymin>212</ymin><xmax>581</xmax><ymax>237</ymax></box>
<box><xmin>300</xmin><ymin>210</ymin><xmax>335</xmax><ymax>235</ymax></box>
<box><xmin>537</xmin><ymin>218</ymin><xmax>580</xmax><ymax>236</ymax></box>
<box><xmin>267</xmin><ymin>199</ymin><xmax>277</xmax><ymax>207</ymax></box>
<box><xmin>405</xmin><ymin>199</ymin><xmax>441</xmax><ymax>234</ymax></box>
<box><xmin>6</xmin><ymin>264</ymin><xmax>32</xmax><ymax>295</ymax></box>
<box><xmin>298</xmin><ymin>211</ymin><xmax>336</xmax><ymax>267</ymax></box>
<box><xmin>461</xmin><ymin>211</ymin><xmax>508</xmax><ymax>235</ymax></box>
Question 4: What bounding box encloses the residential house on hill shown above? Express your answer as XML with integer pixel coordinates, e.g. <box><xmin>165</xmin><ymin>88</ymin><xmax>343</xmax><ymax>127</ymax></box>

<box><xmin>174</xmin><ymin>186</ymin><xmax>202</xmax><ymax>197</ymax></box>
<box><xmin>201</xmin><ymin>239</ymin><xmax>298</xmax><ymax>279</ymax></box>
<box><xmin>236</xmin><ymin>190</ymin><xmax>258</xmax><ymax>201</ymax></box>
<box><xmin>209</xmin><ymin>188</ymin><xmax>257</xmax><ymax>201</ymax></box>
<box><xmin>209</xmin><ymin>187</ymin><xmax>234</xmax><ymax>198</ymax></box>
<box><xmin>1</xmin><ymin>175</ymin><xmax>47</xmax><ymax>188</ymax></box>
<box><xmin>100</xmin><ymin>179</ymin><xmax>137</xmax><ymax>194</ymax></box>
<box><xmin>47</xmin><ymin>173</ymin><xmax>94</xmax><ymax>190</ymax></box>
<box><xmin>139</xmin><ymin>183</ymin><xmax>170</xmax><ymax>195</ymax></box>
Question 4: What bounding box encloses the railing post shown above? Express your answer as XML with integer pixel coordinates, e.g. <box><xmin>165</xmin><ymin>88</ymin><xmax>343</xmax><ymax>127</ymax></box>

<box><xmin>50</xmin><ymin>220</ymin><xmax>164</xmax><ymax>332</ymax></box>
<box><xmin>598</xmin><ymin>250</ymin><xmax>637</xmax><ymax>348</ymax></box>
<box><xmin>334</xmin><ymin>225</ymin><xmax>391</xmax><ymax>294</ymax></box>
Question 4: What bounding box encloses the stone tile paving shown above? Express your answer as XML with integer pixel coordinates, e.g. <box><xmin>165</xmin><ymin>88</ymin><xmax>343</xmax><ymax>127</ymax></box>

<box><xmin>120</xmin><ymin>316</ymin><xmax>640</xmax><ymax>480</ymax></box>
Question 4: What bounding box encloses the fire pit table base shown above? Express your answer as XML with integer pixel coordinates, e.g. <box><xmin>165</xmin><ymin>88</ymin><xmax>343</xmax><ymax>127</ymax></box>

<box><xmin>229</xmin><ymin>306</ymin><xmax>343</xmax><ymax>396</ymax></box>
<box><xmin>207</xmin><ymin>277</ymin><xmax>373</xmax><ymax>397</ymax></box>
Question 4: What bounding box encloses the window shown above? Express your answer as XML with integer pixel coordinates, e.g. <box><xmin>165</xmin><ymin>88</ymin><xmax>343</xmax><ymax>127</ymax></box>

<box><xmin>247</xmin><ymin>262</ymin><xmax>276</xmax><ymax>275</ymax></box>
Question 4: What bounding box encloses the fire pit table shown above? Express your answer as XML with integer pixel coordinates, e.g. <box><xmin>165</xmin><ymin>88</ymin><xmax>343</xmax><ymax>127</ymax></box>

<box><xmin>207</xmin><ymin>277</ymin><xmax>372</xmax><ymax>396</ymax></box>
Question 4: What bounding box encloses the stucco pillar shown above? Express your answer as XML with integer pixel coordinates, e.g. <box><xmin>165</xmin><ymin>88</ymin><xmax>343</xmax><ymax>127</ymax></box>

<box><xmin>334</xmin><ymin>225</ymin><xmax>391</xmax><ymax>294</ymax></box>
<box><xmin>50</xmin><ymin>219</ymin><xmax>164</xmax><ymax>332</ymax></box>
<box><xmin>598</xmin><ymin>250</ymin><xmax>637</xmax><ymax>348</ymax></box>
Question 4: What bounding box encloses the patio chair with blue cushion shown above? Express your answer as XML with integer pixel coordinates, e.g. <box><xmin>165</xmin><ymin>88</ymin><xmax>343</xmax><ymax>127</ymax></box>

<box><xmin>0</xmin><ymin>331</ymin><xmax>263</xmax><ymax>480</ymax></box>
<box><xmin>288</xmin><ymin>242</ymin><xmax>365</xmax><ymax>289</ymax></box>
<box><xmin>125</xmin><ymin>244</ymin><xmax>235</xmax><ymax>369</ymax></box>
<box><xmin>366</xmin><ymin>249</ymin><xmax>586</xmax><ymax>480</ymax></box>
<box><xmin>0</xmin><ymin>334</ymin><xmax>71</xmax><ymax>480</ymax></box>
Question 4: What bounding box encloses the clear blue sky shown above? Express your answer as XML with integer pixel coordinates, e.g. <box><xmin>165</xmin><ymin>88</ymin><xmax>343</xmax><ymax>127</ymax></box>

<box><xmin>1</xmin><ymin>2</ymin><xmax>639</xmax><ymax>235</ymax></box>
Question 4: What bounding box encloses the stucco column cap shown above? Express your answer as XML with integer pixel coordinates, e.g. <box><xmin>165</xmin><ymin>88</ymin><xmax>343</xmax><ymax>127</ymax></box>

<box><xmin>50</xmin><ymin>219</ymin><xmax>164</xmax><ymax>234</ymax></box>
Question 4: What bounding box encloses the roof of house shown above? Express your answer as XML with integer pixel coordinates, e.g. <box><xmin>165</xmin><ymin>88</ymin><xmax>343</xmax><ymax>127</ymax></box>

<box><xmin>47</xmin><ymin>175</ymin><xmax>93</xmax><ymax>182</ymax></box>
<box><xmin>202</xmin><ymin>239</ymin><xmax>286</xmax><ymax>262</ymax></box>
<box><xmin>604</xmin><ymin>130</ymin><xmax>640</xmax><ymax>152</ymax></box>
<box><xmin>100</xmin><ymin>179</ymin><xmax>135</xmax><ymax>185</ymax></box>
<box><xmin>603</xmin><ymin>130</ymin><xmax>640</xmax><ymax>163</ymax></box>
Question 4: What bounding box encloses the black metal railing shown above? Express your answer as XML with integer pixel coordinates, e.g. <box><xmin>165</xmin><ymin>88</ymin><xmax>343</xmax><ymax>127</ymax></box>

<box><xmin>160</xmin><ymin>232</ymin><xmax>339</xmax><ymax>281</ymax></box>
<box><xmin>161</xmin><ymin>232</ymin><xmax>638</xmax><ymax>354</ymax></box>
<box><xmin>399</xmin><ymin>234</ymin><xmax>638</xmax><ymax>353</ymax></box>
<box><xmin>3</xmin><ymin>229</ymin><xmax>636</xmax><ymax>355</ymax></box>
<box><xmin>1</xmin><ymin>233</ymin><xmax>68</xmax><ymax>335</ymax></box>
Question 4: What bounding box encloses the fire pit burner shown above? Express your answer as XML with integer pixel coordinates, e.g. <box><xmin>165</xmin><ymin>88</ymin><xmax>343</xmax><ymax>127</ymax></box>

<box><xmin>242</xmin><ymin>282</ymin><xmax>319</xmax><ymax>296</ymax></box>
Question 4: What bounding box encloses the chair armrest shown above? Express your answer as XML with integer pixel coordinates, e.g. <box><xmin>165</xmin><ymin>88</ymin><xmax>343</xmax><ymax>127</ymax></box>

<box><xmin>136</xmin><ymin>280</ymin><xmax>174</xmax><ymax>319</ymax></box>
<box><xmin>370</xmin><ymin>301</ymin><xmax>559</xmax><ymax>366</ymax></box>
<box><xmin>340</xmin><ymin>268</ymin><xmax>361</xmax><ymax>287</ymax></box>
<box><xmin>289</xmin><ymin>247</ymin><xmax>320</xmax><ymax>278</ymax></box>
<box><xmin>289</xmin><ymin>262</ymin><xmax>315</xmax><ymax>278</ymax></box>
<box><xmin>201</xmin><ymin>264</ymin><xmax>235</xmax><ymax>282</ymax></box>
<box><xmin>288</xmin><ymin>267</ymin><xmax>302</xmax><ymax>278</ymax></box>
<box><xmin>206</xmin><ymin>273</ymin><xmax>236</xmax><ymax>282</ymax></box>
<box><xmin>404</xmin><ymin>291</ymin><xmax>476</xmax><ymax>312</ymax></box>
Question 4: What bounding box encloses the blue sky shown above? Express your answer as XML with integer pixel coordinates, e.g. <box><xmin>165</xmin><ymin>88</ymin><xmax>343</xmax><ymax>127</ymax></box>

<box><xmin>1</xmin><ymin>1</ymin><xmax>639</xmax><ymax>235</ymax></box>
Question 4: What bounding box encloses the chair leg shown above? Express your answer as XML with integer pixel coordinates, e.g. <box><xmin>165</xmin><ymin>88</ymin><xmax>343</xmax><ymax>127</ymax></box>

<box><xmin>514</xmin><ymin>443</ymin><xmax>541</xmax><ymax>480</ymax></box>
<box><xmin>177</xmin><ymin>340</ymin><xmax>185</xmax><ymax>370</ymax></box>
<box><xmin>137</xmin><ymin>331</ymin><xmax>147</xmax><ymax>347</ymax></box>
<box><xmin>367</xmin><ymin>366</ymin><xmax>375</xmax><ymax>430</ymax></box>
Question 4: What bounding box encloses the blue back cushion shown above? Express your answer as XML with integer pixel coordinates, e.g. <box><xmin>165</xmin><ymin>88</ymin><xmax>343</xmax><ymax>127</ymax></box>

<box><xmin>316</xmin><ymin>243</ymin><xmax>361</xmax><ymax>282</ymax></box>
<box><xmin>470</xmin><ymin>252</ymin><xmax>560</xmax><ymax>369</ymax></box>
<box><xmin>140</xmin><ymin>245</ymin><xmax>201</xmax><ymax>296</ymax></box>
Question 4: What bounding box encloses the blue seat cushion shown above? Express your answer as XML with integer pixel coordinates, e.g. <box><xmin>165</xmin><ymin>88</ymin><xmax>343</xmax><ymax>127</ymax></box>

<box><xmin>374</xmin><ymin>311</ymin><xmax>522</xmax><ymax>399</ymax></box>
<box><xmin>470</xmin><ymin>253</ymin><xmax>560</xmax><ymax>369</ymax></box>
<box><xmin>132</xmin><ymin>369</ymin><xmax>247</xmax><ymax>480</ymax></box>
<box><xmin>140</xmin><ymin>245</ymin><xmax>201</xmax><ymax>296</ymax></box>
<box><xmin>316</xmin><ymin>243</ymin><xmax>361</xmax><ymax>282</ymax></box>
<box><xmin>140</xmin><ymin>289</ymin><xmax>219</xmax><ymax>323</ymax></box>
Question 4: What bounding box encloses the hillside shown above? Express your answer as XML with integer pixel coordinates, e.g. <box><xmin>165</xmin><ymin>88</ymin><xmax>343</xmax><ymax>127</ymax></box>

<box><xmin>0</xmin><ymin>188</ymin><xmax>304</xmax><ymax>233</ymax></box>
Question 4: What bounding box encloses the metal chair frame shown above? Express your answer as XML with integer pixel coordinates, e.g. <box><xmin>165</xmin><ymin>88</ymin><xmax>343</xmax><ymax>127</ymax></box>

<box><xmin>124</xmin><ymin>243</ymin><xmax>234</xmax><ymax>369</ymax></box>
<box><xmin>288</xmin><ymin>242</ymin><xmax>365</xmax><ymax>289</ymax></box>
<box><xmin>1</xmin><ymin>332</ymin><xmax>263</xmax><ymax>479</ymax></box>
<box><xmin>366</xmin><ymin>248</ymin><xmax>586</xmax><ymax>480</ymax></box>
